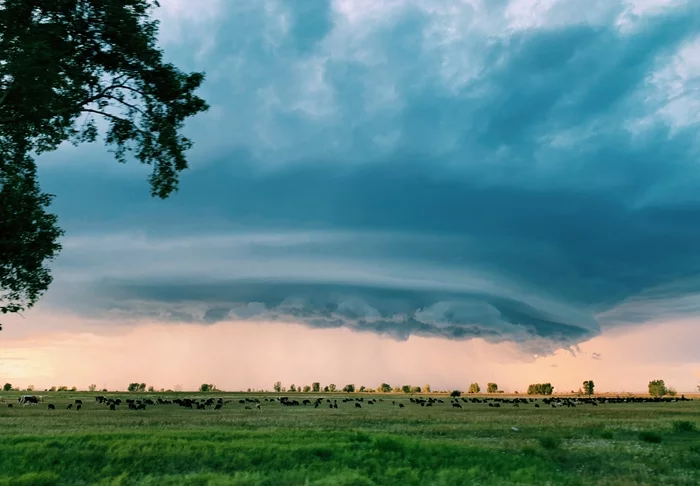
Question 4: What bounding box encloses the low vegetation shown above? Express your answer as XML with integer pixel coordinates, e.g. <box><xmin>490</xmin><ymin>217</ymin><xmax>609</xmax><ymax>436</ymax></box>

<box><xmin>0</xmin><ymin>391</ymin><xmax>698</xmax><ymax>485</ymax></box>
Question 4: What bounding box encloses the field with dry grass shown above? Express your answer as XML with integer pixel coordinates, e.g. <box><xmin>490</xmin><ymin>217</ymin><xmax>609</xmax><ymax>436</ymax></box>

<box><xmin>0</xmin><ymin>392</ymin><xmax>698</xmax><ymax>485</ymax></box>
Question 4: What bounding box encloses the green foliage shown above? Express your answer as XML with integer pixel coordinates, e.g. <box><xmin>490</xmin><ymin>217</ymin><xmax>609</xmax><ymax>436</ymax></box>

<box><xmin>527</xmin><ymin>383</ymin><xmax>554</xmax><ymax>395</ymax></box>
<box><xmin>273</xmin><ymin>382</ymin><xmax>281</xmax><ymax>393</ymax></box>
<box><xmin>450</xmin><ymin>390</ymin><xmax>461</xmax><ymax>398</ymax></box>
<box><xmin>672</xmin><ymin>420</ymin><xmax>697</xmax><ymax>433</ymax></box>
<box><xmin>639</xmin><ymin>431</ymin><xmax>663</xmax><ymax>444</ymax></box>
<box><xmin>127</xmin><ymin>383</ymin><xmax>146</xmax><ymax>393</ymax></box>
<box><xmin>411</xmin><ymin>386</ymin><xmax>421</xmax><ymax>393</ymax></box>
<box><xmin>582</xmin><ymin>380</ymin><xmax>594</xmax><ymax>395</ymax></box>
<box><xmin>199</xmin><ymin>384</ymin><xmax>217</xmax><ymax>393</ymax></box>
<box><xmin>423</xmin><ymin>384</ymin><xmax>431</xmax><ymax>393</ymax></box>
<box><xmin>342</xmin><ymin>384</ymin><xmax>355</xmax><ymax>393</ymax></box>
<box><xmin>328</xmin><ymin>384</ymin><xmax>336</xmax><ymax>392</ymax></box>
<box><xmin>303</xmin><ymin>385</ymin><xmax>311</xmax><ymax>393</ymax></box>
<box><xmin>289</xmin><ymin>384</ymin><xmax>296</xmax><ymax>392</ymax></box>
<box><xmin>648</xmin><ymin>379</ymin><xmax>667</xmax><ymax>397</ymax></box>
<box><xmin>537</xmin><ymin>436</ymin><xmax>562</xmax><ymax>450</ymax></box>
<box><xmin>379</xmin><ymin>383</ymin><xmax>392</xmax><ymax>393</ymax></box>
<box><xmin>401</xmin><ymin>385</ymin><xmax>411</xmax><ymax>394</ymax></box>
<box><xmin>57</xmin><ymin>386</ymin><xmax>68</xmax><ymax>392</ymax></box>
<box><xmin>487</xmin><ymin>382</ymin><xmax>498</xmax><ymax>393</ymax></box>
<box><xmin>0</xmin><ymin>0</ymin><xmax>208</xmax><ymax>323</ymax></box>
<box><xmin>2</xmin><ymin>383</ymin><xmax>11</xmax><ymax>391</ymax></box>
<box><xmin>88</xmin><ymin>384</ymin><xmax>97</xmax><ymax>392</ymax></box>
<box><xmin>468</xmin><ymin>383</ymin><xmax>480</xmax><ymax>394</ymax></box>
<box><xmin>311</xmin><ymin>382</ymin><xmax>320</xmax><ymax>393</ymax></box>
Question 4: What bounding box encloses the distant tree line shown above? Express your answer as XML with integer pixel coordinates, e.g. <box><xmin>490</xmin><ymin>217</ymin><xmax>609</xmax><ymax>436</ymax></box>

<box><xmin>527</xmin><ymin>383</ymin><xmax>554</xmax><ymax>395</ymax></box>
<box><xmin>1</xmin><ymin>378</ymin><xmax>690</xmax><ymax>395</ymax></box>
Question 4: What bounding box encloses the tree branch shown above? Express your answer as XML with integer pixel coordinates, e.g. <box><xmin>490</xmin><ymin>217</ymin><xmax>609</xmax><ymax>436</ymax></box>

<box><xmin>80</xmin><ymin>108</ymin><xmax>148</xmax><ymax>135</ymax></box>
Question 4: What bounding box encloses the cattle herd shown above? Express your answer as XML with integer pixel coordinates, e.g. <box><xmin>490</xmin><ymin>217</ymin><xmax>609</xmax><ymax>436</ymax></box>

<box><xmin>0</xmin><ymin>393</ymin><xmax>693</xmax><ymax>412</ymax></box>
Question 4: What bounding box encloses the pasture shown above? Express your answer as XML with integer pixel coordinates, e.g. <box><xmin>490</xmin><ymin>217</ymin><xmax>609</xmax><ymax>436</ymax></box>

<box><xmin>0</xmin><ymin>393</ymin><xmax>698</xmax><ymax>486</ymax></box>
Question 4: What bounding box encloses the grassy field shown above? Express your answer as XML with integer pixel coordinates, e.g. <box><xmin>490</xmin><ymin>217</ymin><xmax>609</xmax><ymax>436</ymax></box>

<box><xmin>0</xmin><ymin>392</ymin><xmax>698</xmax><ymax>485</ymax></box>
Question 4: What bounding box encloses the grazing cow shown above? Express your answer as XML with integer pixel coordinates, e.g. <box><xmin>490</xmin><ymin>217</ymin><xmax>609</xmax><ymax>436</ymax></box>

<box><xmin>110</xmin><ymin>404</ymin><xmax>116</xmax><ymax>411</ymax></box>
<box><xmin>7</xmin><ymin>404</ymin><xmax>12</xmax><ymax>408</ymax></box>
<box><xmin>76</xmin><ymin>404</ymin><xmax>82</xmax><ymax>411</ymax></box>
<box><xmin>355</xmin><ymin>403</ymin><xmax>361</xmax><ymax>408</ymax></box>
<box><xmin>19</xmin><ymin>395</ymin><xmax>40</xmax><ymax>406</ymax></box>
<box><xmin>452</xmin><ymin>403</ymin><xmax>462</xmax><ymax>409</ymax></box>
<box><xmin>214</xmin><ymin>403</ymin><xmax>222</xmax><ymax>410</ymax></box>
<box><xmin>75</xmin><ymin>399</ymin><xmax>82</xmax><ymax>405</ymax></box>
<box><xmin>256</xmin><ymin>404</ymin><xmax>261</xmax><ymax>409</ymax></box>
<box><xmin>67</xmin><ymin>404</ymin><xmax>73</xmax><ymax>409</ymax></box>
<box><xmin>398</xmin><ymin>403</ymin><xmax>405</xmax><ymax>408</ymax></box>
<box><xmin>48</xmin><ymin>404</ymin><xmax>55</xmax><ymax>410</ymax></box>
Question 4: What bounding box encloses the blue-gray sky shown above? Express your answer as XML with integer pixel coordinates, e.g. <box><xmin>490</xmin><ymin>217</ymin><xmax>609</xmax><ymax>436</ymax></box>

<box><xmin>18</xmin><ymin>0</ymin><xmax>700</xmax><ymax>363</ymax></box>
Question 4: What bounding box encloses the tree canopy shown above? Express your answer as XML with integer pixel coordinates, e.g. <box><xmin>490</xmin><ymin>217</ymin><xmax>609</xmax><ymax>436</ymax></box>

<box><xmin>648</xmin><ymin>379</ymin><xmax>667</xmax><ymax>397</ymax></box>
<box><xmin>0</xmin><ymin>0</ymin><xmax>209</xmax><ymax>326</ymax></box>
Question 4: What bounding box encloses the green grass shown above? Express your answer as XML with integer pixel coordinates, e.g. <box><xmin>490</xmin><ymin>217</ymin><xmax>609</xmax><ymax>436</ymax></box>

<box><xmin>0</xmin><ymin>393</ymin><xmax>698</xmax><ymax>485</ymax></box>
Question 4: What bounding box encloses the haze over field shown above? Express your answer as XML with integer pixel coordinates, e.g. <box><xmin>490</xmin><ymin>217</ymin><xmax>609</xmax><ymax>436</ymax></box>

<box><xmin>2</xmin><ymin>0</ymin><xmax>700</xmax><ymax>393</ymax></box>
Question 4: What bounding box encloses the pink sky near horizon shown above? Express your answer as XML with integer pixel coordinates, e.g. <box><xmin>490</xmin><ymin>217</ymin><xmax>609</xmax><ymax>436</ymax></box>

<box><xmin>1</xmin><ymin>311</ymin><xmax>698</xmax><ymax>394</ymax></box>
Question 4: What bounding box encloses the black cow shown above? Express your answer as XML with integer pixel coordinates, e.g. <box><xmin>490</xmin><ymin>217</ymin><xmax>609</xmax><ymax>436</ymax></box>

<box><xmin>355</xmin><ymin>403</ymin><xmax>361</xmax><ymax>408</ymax></box>
<box><xmin>76</xmin><ymin>404</ymin><xmax>82</xmax><ymax>411</ymax></box>
<box><xmin>48</xmin><ymin>404</ymin><xmax>55</xmax><ymax>410</ymax></box>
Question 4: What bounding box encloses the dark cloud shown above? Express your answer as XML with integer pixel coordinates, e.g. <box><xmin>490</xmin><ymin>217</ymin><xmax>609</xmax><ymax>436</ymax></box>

<box><xmin>28</xmin><ymin>1</ymin><xmax>700</xmax><ymax>352</ymax></box>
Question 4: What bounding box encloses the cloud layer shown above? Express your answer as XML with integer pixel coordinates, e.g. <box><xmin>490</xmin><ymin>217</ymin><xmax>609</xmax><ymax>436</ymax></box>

<box><xmin>28</xmin><ymin>0</ymin><xmax>700</xmax><ymax>354</ymax></box>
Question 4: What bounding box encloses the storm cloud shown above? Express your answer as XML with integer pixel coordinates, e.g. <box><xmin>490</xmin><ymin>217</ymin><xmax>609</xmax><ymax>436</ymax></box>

<box><xmin>30</xmin><ymin>0</ymin><xmax>700</xmax><ymax>354</ymax></box>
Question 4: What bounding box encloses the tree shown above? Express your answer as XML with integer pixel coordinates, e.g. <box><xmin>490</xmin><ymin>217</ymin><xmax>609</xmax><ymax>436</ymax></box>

<box><xmin>411</xmin><ymin>386</ymin><xmax>421</xmax><ymax>393</ymax></box>
<box><xmin>70</xmin><ymin>386</ymin><xmax>77</xmax><ymax>392</ymax></box>
<box><xmin>49</xmin><ymin>386</ymin><xmax>56</xmax><ymax>392</ymax></box>
<box><xmin>199</xmin><ymin>383</ymin><xmax>213</xmax><ymax>392</ymax></box>
<box><xmin>303</xmin><ymin>385</ymin><xmax>311</xmax><ymax>393</ymax></box>
<box><xmin>359</xmin><ymin>385</ymin><xmax>366</xmax><ymax>392</ymax></box>
<box><xmin>343</xmin><ymin>384</ymin><xmax>355</xmax><ymax>393</ymax></box>
<box><xmin>468</xmin><ymin>383</ymin><xmax>480</xmax><ymax>394</ymax></box>
<box><xmin>487</xmin><ymin>382</ymin><xmax>498</xmax><ymax>393</ymax></box>
<box><xmin>379</xmin><ymin>383</ymin><xmax>392</xmax><ymax>393</ymax></box>
<box><xmin>648</xmin><ymin>379</ymin><xmax>667</xmax><ymax>397</ymax></box>
<box><xmin>88</xmin><ymin>384</ymin><xmax>97</xmax><ymax>392</ymax></box>
<box><xmin>527</xmin><ymin>383</ymin><xmax>554</xmax><ymax>395</ymax></box>
<box><xmin>26</xmin><ymin>384</ymin><xmax>34</xmax><ymax>391</ymax></box>
<box><xmin>147</xmin><ymin>386</ymin><xmax>154</xmax><ymax>393</ymax></box>
<box><xmin>582</xmin><ymin>380</ymin><xmax>595</xmax><ymax>396</ymax></box>
<box><xmin>289</xmin><ymin>384</ymin><xmax>297</xmax><ymax>392</ymax></box>
<box><xmin>0</xmin><ymin>0</ymin><xmax>209</xmax><ymax>326</ymax></box>
<box><xmin>2</xmin><ymin>382</ymin><xmax>11</xmax><ymax>391</ymax></box>
<box><xmin>424</xmin><ymin>384</ymin><xmax>431</xmax><ymax>393</ymax></box>
<box><xmin>401</xmin><ymin>385</ymin><xmax>411</xmax><ymax>394</ymax></box>
<box><xmin>328</xmin><ymin>384</ymin><xmax>337</xmax><ymax>392</ymax></box>
<box><xmin>128</xmin><ymin>382</ymin><xmax>146</xmax><ymax>393</ymax></box>
<box><xmin>323</xmin><ymin>386</ymin><xmax>329</xmax><ymax>392</ymax></box>
<box><xmin>273</xmin><ymin>381</ymin><xmax>282</xmax><ymax>393</ymax></box>
<box><xmin>450</xmin><ymin>390</ymin><xmax>461</xmax><ymax>398</ymax></box>
<box><xmin>57</xmin><ymin>385</ymin><xmax>68</xmax><ymax>391</ymax></box>
<box><xmin>312</xmin><ymin>382</ymin><xmax>320</xmax><ymax>393</ymax></box>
